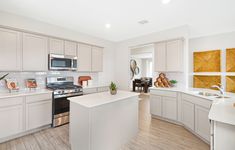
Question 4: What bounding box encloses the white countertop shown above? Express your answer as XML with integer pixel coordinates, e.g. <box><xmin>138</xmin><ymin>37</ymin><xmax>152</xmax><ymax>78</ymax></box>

<box><xmin>150</xmin><ymin>87</ymin><xmax>235</xmax><ymax>125</ymax></box>
<box><xmin>68</xmin><ymin>90</ymin><xmax>139</xmax><ymax>108</ymax></box>
<box><xmin>82</xmin><ymin>84</ymin><xmax>109</xmax><ymax>89</ymax></box>
<box><xmin>0</xmin><ymin>88</ymin><xmax>52</xmax><ymax>98</ymax></box>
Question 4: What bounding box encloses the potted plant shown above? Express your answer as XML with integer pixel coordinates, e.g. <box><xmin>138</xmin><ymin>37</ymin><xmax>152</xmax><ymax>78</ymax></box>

<box><xmin>109</xmin><ymin>82</ymin><xmax>117</xmax><ymax>95</ymax></box>
<box><xmin>169</xmin><ymin>80</ymin><xmax>177</xmax><ymax>87</ymax></box>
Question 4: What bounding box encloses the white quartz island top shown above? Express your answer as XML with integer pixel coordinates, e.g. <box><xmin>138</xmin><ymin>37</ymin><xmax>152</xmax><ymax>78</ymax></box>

<box><xmin>150</xmin><ymin>87</ymin><xmax>235</xmax><ymax>125</ymax></box>
<box><xmin>68</xmin><ymin>90</ymin><xmax>139</xmax><ymax>108</ymax></box>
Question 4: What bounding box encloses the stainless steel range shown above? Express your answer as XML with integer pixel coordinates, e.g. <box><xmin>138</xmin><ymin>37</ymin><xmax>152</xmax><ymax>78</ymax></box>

<box><xmin>46</xmin><ymin>76</ymin><xmax>83</xmax><ymax>127</ymax></box>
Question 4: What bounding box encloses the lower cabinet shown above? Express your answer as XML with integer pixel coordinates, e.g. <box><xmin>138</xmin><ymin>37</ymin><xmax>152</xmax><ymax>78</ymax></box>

<box><xmin>150</xmin><ymin>90</ymin><xmax>212</xmax><ymax>144</ymax></box>
<box><xmin>0</xmin><ymin>93</ymin><xmax>52</xmax><ymax>142</ymax></box>
<box><xmin>150</xmin><ymin>95</ymin><xmax>162</xmax><ymax>116</ymax></box>
<box><xmin>26</xmin><ymin>99</ymin><xmax>52</xmax><ymax>130</ymax></box>
<box><xmin>195</xmin><ymin>105</ymin><xmax>210</xmax><ymax>141</ymax></box>
<box><xmin>150</xmin><ymin>90</ymin><xmax>178</xmax><ymax>121</ymax></box>
<box><xmin>0</xmin><ymin>105</ymin><xmax>23</xmax><ymax>139</ymax></box>
<box><xmin>181</xmin><ymin>100</ymin><xmax>195</xmax><ymax>131</ymax></box>
<box><xmin>0</xmin><ymin>97</ymin><xmax>24</xmax><ymax>139</ymax></box>
<box><xmin>162</xmin><ymin>97</ymin><xmax>177</xmax><ymax>120</ymax></box>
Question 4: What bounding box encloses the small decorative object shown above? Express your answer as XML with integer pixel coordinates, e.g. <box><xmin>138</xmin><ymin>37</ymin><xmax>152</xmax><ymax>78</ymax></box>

<box><xmin>0</xmin><ymin>73</ymin><xmax>9</xmax><ymax>81</ymax></box>
<box><xmin>154</xmin><ymin>73</ymin><xmax>172</xmax><ymax>88</ymax></box>
<box><xmin>109</xmin><ymin>82</ymin><xmax>117</xmax><ymax>95</ymax></box>
<box><xmin>5</xmin><ymin>78</ymin><xmax>19</xmax><ymax>92</ymax></box>
<box><xmin>130</xmin><ymin>59</ymin><xmax>140</xmax><ymax>79</ymax></box>
<box><xmin>26</xmin><ymin>78</ymin><xmax>37</xmax><ymax>89</ymax></box>
<box><xmin>169</xmin><ymin>80</ymin><xmax>178</xmax><ymax>87</ymax></box>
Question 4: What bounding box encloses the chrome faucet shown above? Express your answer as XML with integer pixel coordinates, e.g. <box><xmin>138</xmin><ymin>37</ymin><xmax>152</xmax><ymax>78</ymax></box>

<box><xmin>211</xmin><ymin>84</ymin><xmax>225</xmax><ymax>96</ymax></box>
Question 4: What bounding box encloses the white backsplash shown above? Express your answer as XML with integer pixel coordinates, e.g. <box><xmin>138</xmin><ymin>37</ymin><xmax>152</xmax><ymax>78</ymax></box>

<box><xmin>0</xmin><ymin>71</ymin><xmax>99</xmax><ymax>92</ymax></box>
<box><xmin>153</xmin><ymin>72</ymin><xmax>186</xmax><ymax>88</ymax></box>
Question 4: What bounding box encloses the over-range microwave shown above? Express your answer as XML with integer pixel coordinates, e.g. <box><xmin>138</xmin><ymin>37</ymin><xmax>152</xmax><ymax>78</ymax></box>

<box><xmin>49</xmin><ymin>54</ymin><xmax>77</xmax><ymax>71</ymax></box>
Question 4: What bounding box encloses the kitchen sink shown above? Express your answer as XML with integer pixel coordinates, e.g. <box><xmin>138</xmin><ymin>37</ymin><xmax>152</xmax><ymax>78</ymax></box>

<box><xmin>197</xmin><ymin>91</ymin><xmax>219</xmax><ymax>97</ymax></box>
<box><xmin>215</xmin><ymin>96</ymin><xmax>230</xmax><ymax>99</ymax></box>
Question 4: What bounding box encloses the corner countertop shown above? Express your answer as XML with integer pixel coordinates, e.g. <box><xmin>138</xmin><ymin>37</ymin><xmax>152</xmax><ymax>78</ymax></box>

<box><xmin>68</xmin><ymin>90</ymin><xmax>139</xmax><ymax>108</ymax></box>
<box><xmin>0</xmin><ymin>88</ymin><xmax>52</xmax><ymax>99</ymax></box>
<box><xmin>150</xmin><ymin>87</ymin><xmax>235</xmax><ymax>126</ymax></box>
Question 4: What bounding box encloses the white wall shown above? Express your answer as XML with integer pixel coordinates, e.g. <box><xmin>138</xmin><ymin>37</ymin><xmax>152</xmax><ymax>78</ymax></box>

<box><xmin>189</xmin><ymin>31</ymin><xmax>235</xmax><ymax>87</ymax></box>
<box><xmin>114</xmin><ymin>26</ymin><xmax>189</xmax><ymax>90</ymax></box>
<box><xmin>0</xmin><ymin>11</ymin><xmax>116</xmax><ymax>87</ymax></box>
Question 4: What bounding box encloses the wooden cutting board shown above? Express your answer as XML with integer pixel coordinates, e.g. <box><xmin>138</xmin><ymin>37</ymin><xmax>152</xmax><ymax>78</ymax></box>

<box><xmin>78</xmin><ymin>76</ymin><xmax>91</xmax><ymax>85</ymax></box>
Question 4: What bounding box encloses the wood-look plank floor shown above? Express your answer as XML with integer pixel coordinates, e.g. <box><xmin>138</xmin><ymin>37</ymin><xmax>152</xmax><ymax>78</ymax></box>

<box><xmin>0</xmin><ymin>93</ymin><xmax>209</xmax><ymax>150</ymax></box>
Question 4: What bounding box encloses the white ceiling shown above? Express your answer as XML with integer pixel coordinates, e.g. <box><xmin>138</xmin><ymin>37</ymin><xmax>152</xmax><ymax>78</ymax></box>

<box><xmin>0</xmin><ymin>0</ymin><xmax>235</xmax><ymax>42</ymax></box>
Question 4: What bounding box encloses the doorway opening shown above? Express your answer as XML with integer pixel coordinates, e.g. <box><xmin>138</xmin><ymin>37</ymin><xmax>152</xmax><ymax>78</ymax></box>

<box><xmin>130</xmin><ymin>44</ymin><xmax>154</xmax><ymax>93</ymax></box>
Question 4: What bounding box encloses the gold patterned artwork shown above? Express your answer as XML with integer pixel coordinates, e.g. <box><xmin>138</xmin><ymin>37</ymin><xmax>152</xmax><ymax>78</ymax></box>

<box><xmin>193</xmin><ymin>75</ymin><xmax>221</xmax><ymax>89</ymax></box>
<box><xmin>226</xmin><ymin>76</ymin><xmax>235</xmax><ymax>93</ymax></box>
<box><xmin>194</xmin><ymin>50</ymin><xmax>221</xmax><ymax>72</ymax></box>
<box><xmin>226</xmin><ymin>48</ymin><xmax>235</xmax><ymax>72</ymax></box>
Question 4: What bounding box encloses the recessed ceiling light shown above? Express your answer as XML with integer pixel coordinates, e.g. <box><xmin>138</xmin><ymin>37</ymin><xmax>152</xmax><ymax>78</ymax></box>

<box><xmin>138</xmin><ymin>20</ymin><xmax>149</xmax><ymax>25</ymax></box>
<box><xmin>162</xmin><ymin>0</ymin><xmax>171</xmax><ymax>4</ymax></box>
<box><xmin>105</xmin><ymin>23</ymin><xmax>111</xmax><ymax>28</ymax></box>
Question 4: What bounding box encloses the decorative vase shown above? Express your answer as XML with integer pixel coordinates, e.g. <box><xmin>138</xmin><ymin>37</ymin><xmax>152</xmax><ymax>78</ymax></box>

<box><xmin>110</xmin><ymin>89</ymin><xmax>117</xmax><ymax>95</ymax></box>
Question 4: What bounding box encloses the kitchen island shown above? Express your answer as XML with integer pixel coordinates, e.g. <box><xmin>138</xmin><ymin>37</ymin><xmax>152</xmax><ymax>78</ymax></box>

<box><xmin>68</xmin><ymin>90</ymin><xmax>139</xmax><ymax>150</ymax></box>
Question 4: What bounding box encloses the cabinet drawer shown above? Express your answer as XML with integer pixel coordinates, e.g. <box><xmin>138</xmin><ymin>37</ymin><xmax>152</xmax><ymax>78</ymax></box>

<box><xmin>181</xmin><ymin>94</ymin><xmax>212</xmax><ymax>109</ymax></box>
<box><xmin>26</xmin><ymin>93</ymin><xmax>52</xmax><ymax>103</ymax></box>
<box><xmin>97</xmin><ymin>86</ymin><xmax>109</xmax><ymax>92</ymax></box>
<box><xmin>150</xmin><ymin>90</ymin><xmax>177</xmax><ymax>98</ymax></box>
<box><xmin>83</xmin><ymin>88</ymin><xmax>97</xmax><ymax>94</ymax></box>
<box><xmin>0</xmin><ymin>97</ymin><xmax>23</xmax><ymax>107</ymax></box>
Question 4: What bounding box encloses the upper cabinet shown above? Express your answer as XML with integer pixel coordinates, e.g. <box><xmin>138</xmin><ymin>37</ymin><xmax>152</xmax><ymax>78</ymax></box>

<box><xmin>77</xmin><ymin>44</ymin><xmax>103</xmax><ymax>72</ymax></box>
<box><xmin>77</xmin><ymin>43</ymin><xmax>92</xmax><ymax>72</ymax></box>
<box><xmin>49</xmin><ymin>38</ymin><xmax>77</xmax><ymax>57</ymax></box>
<box><xmin>154</xmin><ymin>42</ymin><xmax>166</xmax><ymax>72</ymax></box>
<box><xmin>154</xmin><ymin>39</ymin><xmax>183</xmax><ymax>72</ymax></box>
<box><xmin>49</xmin><ymin>38</ymin><xmax>64</xmax><ymax>55</ymax></box>
<box><xmin>22</xmin><ymin>33</ymin><xmax>48</xmax><ymax>71</ymax></box>
<box><xmin>64</xmin><ymin>41</ymin><xmax>77</xmax><ymax>56</ymax></box>
<box><xmin>0</xmin><ymin>27</ymin><xmax>103</xmax><ymax>72</ymax></box>
<box><xmin>92</xmin><ymin>46</ymin><xmax>103</xmax><ymax>72</ymax></box>
<box><xmin>0</xmin><ymin>28</ymin><xmax>22</xmax><ymax>71</ymax></box>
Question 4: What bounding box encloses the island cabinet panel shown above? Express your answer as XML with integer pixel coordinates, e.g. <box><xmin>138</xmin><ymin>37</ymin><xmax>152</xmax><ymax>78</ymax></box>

<box><xmin>22</xmin><ymin>33</ymin><xmax>48</xmax><ymax>71</ymax></box>
<box><xmin>0</xmin><ymin>97</ymin><xmax>24</xmax><ymax>139</ymax></box>
<box><xmin>25</xmin><ymin>94</ymin><xmax>52</xmax><ymax>130</ymax></box>
<box><xmin>77</xmin><ymin>43</ymin><xmax>92</xmax><ymax>72</ymax></box>
<box><xmin>49</xmin><ymin>38</ymin><xmax>64</xmax><ymax>55</ymax></box>
<box><xmin>213</xmin><ymin>121</ymin><xmax>235</xmax><ymax>150</ymax></box>
<box><xmin>0</xmin><ymin>28</ymin><xmax>22</xmax><ymax>71</ymax></box>
<box><xmin>150</xmin><ymin>95</ymin><xmax>162</xmax><ymax>116</ymax></box>
<box><xmin>181</xmin><ymin>100</ymin><xmax>195</xmax><ymax>131</ymax></box>
<box><xmin>91</xmin><ymin>46</ymin><xmax>103</xmax><ymax>72</ymax></box>
<box><xmin>64</xmin><ymin>40</ymin><xmax>77</xmax><ymax>56</ymax></box>
<box><xmin>69</xmin><ymin>91</ymin><xmax>139</xmax><ymax>150</ymax></box>
<box><xmin>162</xmin><ymin>97</ymin><xmax>177</xmax><ymax>121</ymax></box>
<box><xmin>195</xmin><ymin>105</ymin><xmax>210</xmax><ymax>141</ymax></box>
